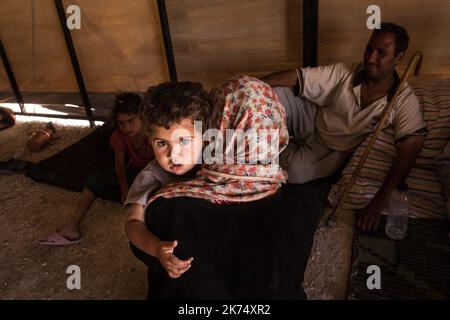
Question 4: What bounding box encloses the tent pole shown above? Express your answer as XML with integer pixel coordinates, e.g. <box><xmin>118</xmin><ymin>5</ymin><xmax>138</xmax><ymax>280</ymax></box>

<box><xmin>157</xmin><ymin>0</ymin><xmax>177</xmax><ymax>82</ymax></box>
<box><xmin>54</xmin><ymin>0</ymin><xmax>94</xmax><ymax>127</ymax></box>
<box><xmin>303</xmin><ymin>0</ymin><xmax>319</xmax><ymax>67</ymax></box>
<box><xmin>14</xmin><ymin>111</ymin><xmax>105</xmax><ymax>122</ymax></box>
<box><xmin>0</xmin><ymin>39</ymin><xmax>26</xmax><ymax>114</ymax></box>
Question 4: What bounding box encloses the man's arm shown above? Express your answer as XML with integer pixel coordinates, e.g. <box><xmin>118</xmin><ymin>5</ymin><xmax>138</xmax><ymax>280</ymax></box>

<box><xmin>261</xmin><ymin>69</ymin><xmax>300</xmax><ymax>89</ymax></box>
<box><xmin>357</xmin><ymin>135</ymin><xmax>425</xmax><ymax>231</ymax></box>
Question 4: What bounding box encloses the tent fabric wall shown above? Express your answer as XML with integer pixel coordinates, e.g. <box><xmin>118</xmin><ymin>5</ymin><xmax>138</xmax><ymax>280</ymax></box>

<box><xmin>0</xmin><ymin>0</ymin><xmax>34</xmax><ymax>93</ymax></box>
<box><xmin>1</xmin><ymin>1</ymin><xmax>449</xmax><ymax>96</ymax></box>
<box><xmin>0</xmin><ymin>0</ymin><xmax>302</xmax><ymax>94</ymax></box>
<box><xmin>318</xmin><ymin>0</ymin><xmax>450</xmax><ymax>82</ymax></box>
<box><xmin>0</xmin><ymin>0</ymin><xmax>169</xmax><ymax>93</ymax></box>
<box><xmin>166</xmin><ymin>0</ymin><xmax>303</xmax><ymax>90</ymax></box>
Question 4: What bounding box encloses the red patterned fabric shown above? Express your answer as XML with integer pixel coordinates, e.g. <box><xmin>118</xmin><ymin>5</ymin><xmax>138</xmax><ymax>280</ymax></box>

<box><xmin>148</xmin><ymin>75</ymin><xmax>289</xmax><ymax>204</ymax></box>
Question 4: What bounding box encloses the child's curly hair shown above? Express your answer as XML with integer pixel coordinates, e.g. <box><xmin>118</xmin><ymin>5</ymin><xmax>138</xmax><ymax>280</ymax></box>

<box><xmin>139</xmin><ymin>81</ymin><xmax>211</xmax><ymax>135</ymax></box>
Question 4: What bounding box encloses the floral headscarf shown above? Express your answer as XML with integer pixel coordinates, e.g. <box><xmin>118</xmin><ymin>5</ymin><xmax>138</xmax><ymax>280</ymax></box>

<box><xmin>147</xmin><ymin>75</ymin><xmax>289</xmax><ymax>205</ymax></box>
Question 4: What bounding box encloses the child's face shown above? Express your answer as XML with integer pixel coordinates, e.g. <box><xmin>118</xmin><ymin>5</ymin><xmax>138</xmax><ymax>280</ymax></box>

<box><xmin>150</xmin><ymin>118</ymin><xmax>202</xmax><ymax>175</ymax></box>
<box><xmin>116</xmin><ymin>113</ymin><xmax>142</xmax><ymax>137</ymax></box>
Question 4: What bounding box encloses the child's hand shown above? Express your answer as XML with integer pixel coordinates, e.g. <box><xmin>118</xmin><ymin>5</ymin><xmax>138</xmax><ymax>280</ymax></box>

<box><xmin>156</xmin><ymin>240</ymin><xmax>193</xmax><ymax>279</ymax></box>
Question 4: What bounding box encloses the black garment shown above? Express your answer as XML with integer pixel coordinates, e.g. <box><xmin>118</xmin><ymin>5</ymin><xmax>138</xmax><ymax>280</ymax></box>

<box><xmin>26</xmin><ymin>123</ymin><xmax>116</xmax><ymax>193</ymax></box>
<box><xmin>130</xmin><ymin>179</ymin><xmax>331</xmax><ymax>300</ymax></box>
<box><xmin>83</xmin><ymin>168</ymin><xmax>141</xmax><ymax>203</ymax></box>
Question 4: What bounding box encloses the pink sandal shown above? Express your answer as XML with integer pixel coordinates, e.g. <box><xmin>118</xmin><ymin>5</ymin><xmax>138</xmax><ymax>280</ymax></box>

<box><xmin>38</xmin><ymin>231</ymin><xmax>82</xmax><ymax>246</ymax></box>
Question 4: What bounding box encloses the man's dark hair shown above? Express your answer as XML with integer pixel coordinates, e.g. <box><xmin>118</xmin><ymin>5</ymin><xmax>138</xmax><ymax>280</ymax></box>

<box><xmin>112</xmin><ymin>92</ymin><xmax>142</xmax><ymax>119</ymax></box>
<box><xmin>139</xmin><ymin>81</ymin><xmax>210</xmax><ymax>134</ymax></box>
<box><xmin>373</xmin><ymin>22</ymin><xmax>409</xmax><ymax>55</ymax></box>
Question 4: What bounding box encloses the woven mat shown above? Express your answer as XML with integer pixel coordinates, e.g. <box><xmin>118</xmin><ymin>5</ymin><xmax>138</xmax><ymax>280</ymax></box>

<box><xmin>348</xmin><ymin>216</ymin><xmax>450</xmax><ymax>299</ymax></box>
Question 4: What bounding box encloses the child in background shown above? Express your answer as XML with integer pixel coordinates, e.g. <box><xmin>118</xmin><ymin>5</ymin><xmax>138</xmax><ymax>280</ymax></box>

<box><xmin>39</xmin><ymin>93</ymin><xmax>153</xmax><ymax>245</ymax></box>
<box><xmin>125</xmin><ymin>81</ymin><xmax>210</xmax><ymax>279</ymax></box>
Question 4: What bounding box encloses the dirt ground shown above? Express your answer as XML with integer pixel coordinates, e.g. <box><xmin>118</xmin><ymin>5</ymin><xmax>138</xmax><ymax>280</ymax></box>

<box><xmin>0</xmin><ymin>173</ymin><xmax>147</xmax><ymax>299</ymax></box>
<box><xmin>0</xmin><ymin>117</ymin><xmax>353</xmax><ymax>300</ymax></box>
<box><xmin>0</xmin><ymin>116</ymin><xmax>95</xmax><ymax>164</ymax></box>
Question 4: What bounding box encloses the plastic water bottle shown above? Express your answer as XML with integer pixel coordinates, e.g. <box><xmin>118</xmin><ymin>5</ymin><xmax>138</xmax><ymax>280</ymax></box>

<box><xmin>385</xmin><ymin>182</ymin><xmax>409</xmax><ymax>240</ymax></box>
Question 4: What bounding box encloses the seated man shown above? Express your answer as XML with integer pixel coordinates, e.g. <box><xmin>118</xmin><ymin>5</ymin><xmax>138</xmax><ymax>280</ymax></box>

<box><xmin>262</xmin><ymin>22</ymin><xmax>426</xmax><ymax>232</ymax></box>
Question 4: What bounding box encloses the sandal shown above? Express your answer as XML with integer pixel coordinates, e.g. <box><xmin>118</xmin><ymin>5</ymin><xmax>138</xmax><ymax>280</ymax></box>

<box><xmin>38</xmin><ymin>231</ymin><xmax>82</xmax><ymax>246</ymax></box>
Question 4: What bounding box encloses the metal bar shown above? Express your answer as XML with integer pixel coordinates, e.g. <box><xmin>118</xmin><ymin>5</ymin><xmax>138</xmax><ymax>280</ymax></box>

<box><xmin>157</xmin><ymin>0</ymin><xmax>177</xmax><ymax>81</ymax></box>
<box><xmin>303</xmin><ymin>0</ymin><xmax>319</xmax><ymax>67</ymax></box>
<box><xmin>14</xmin><ymin>111</ymin><xmax>105</xmax><ymax>122</ymax></box>
<box><xmin>0</xmin><ymin>39</ymin><xmax>26</xmax><ymax>113</ymax></box>
<box><xmin>54</xmin><ymin>0</ymin><xmax>94</xmax><ymax>126</ymax></box>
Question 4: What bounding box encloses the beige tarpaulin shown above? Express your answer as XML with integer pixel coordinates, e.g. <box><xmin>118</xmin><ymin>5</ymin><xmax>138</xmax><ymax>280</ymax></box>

<box><xmin>0</xmin><ymin>0</ymin><xmax>302</xmax><ymax>93</ymax></box>
<box><xmin>0</xmin><ymin>0</ymin><xmax>449</xmax><ymax>94</ymax></box>
<box><xmin>318</xmin><ymin>0</ymin><xmax>450</xmax><ymax>82</ymax></box>
<box><xmin>166</xmin><ymin>0</ymin><xmax>303</xmax><ymax>89</ymax></box>
<box><xmin>0</xmin><ymin>0</ymin><xmax>169</xmax><ymax>93</ymax></box>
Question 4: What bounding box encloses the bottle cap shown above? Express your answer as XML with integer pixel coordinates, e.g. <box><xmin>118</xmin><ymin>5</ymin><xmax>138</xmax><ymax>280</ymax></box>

<box><xmin>397</xmin><ymin>181</ymin><xmax>408</xmax><ymax>192</ymax></box>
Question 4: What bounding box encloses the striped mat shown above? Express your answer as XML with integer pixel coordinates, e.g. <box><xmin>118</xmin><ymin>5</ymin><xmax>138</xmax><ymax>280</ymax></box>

<box><xmin>328</xmin><ymin>79</ymin><xmax>450</xmax><ymax>219</ymax></box>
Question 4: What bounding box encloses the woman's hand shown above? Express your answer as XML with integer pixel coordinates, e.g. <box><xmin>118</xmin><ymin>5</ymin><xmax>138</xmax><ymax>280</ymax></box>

<box><xmin>156</xmin><ymin>240</ymin><xmax>193</xmax><ymax>278</ymax></box>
